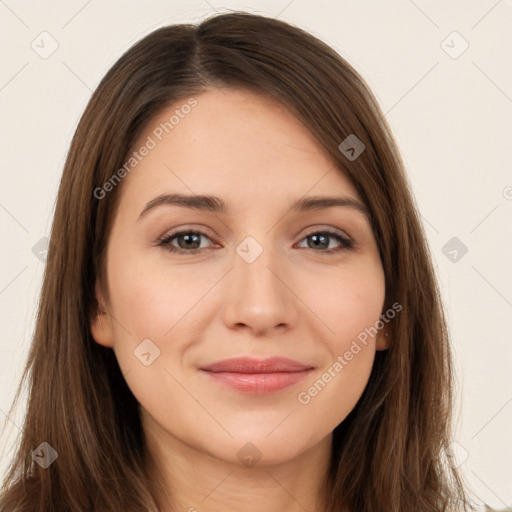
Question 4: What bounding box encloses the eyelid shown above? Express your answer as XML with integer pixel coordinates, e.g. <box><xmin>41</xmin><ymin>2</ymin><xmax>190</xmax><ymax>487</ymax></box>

<box><xmin>157</xmin><ymin>224</ymin><xmax>352</xmax><ymax>244</ymax></box>
<box><xmin>157</xmin><ymin>228</ymin><xmax>219</xmax><ymax>248</ymax></box>
<box><xmin>297</xmin><ymin>224</ymin><xmax>352</xmax><ymax>241</ymax></box>
<box><xmin>158</xmin><ymin>224</ymin><xmax>218</xmax><ymax>241</ymax></box>
<box><xmin>157</xmin><ymin>224</ymin><xmax>356</xmax><ymax>256</ymax></box>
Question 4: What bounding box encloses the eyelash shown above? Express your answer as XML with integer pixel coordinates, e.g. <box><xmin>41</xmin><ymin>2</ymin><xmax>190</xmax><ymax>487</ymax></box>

<box><xmin>157</xmin><ymin>229</ymin><xmax>354</xmax><ymax>256</ymax></box>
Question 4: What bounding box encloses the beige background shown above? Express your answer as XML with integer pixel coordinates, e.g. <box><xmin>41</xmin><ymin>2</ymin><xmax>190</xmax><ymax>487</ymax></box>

<box><xmin>1</xmin><ymin>0</ymin><xmax>511</xmax><ymax>509</ymax></box>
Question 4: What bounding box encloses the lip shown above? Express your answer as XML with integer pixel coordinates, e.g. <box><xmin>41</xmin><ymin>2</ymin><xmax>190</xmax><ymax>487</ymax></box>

<box><xmin>199</xmin><ymin>357</ymin><xmax>315</xmax><ymax>394</ymax></box>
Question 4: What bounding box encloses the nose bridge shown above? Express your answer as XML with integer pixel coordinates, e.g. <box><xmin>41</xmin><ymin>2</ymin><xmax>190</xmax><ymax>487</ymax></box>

<box><xmin>222</xmin><ymin>230</ymin><xmax>296</xmax><ymax>334</ymax></box>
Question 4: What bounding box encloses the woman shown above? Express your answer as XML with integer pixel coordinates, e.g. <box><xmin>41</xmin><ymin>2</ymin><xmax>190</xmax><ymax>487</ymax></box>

<box><xmin>0</xmin><ymin>11</ymin><xmax>473</xmax><ymax>512</ymax></box>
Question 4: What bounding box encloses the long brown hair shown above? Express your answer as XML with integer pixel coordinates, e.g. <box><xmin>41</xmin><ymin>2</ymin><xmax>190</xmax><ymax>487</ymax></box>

<box><xmin>1</xmin><ymin>11</ymin><xmax>473</xmax><ymax>511</ymax></box>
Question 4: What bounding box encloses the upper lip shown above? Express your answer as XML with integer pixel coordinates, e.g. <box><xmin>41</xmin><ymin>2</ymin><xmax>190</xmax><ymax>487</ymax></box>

<box><xmin>200</xmin><ymin>357</ymin><xmax>314</xmax><ymax>373</ymax></box>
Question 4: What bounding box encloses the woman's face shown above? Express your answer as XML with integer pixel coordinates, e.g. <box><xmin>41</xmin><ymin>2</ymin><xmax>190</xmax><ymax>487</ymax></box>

<box><xmin>91</xmin><ymin>88</ymin><xmax>387</xmax><ymax>466</ymax></box>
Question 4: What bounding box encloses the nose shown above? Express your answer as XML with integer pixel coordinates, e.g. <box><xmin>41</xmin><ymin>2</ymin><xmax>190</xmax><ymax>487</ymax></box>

<box><xmin>221</xmin><ymin>240</ymin><xmax>298</xmax><ymax>337</ymax></box>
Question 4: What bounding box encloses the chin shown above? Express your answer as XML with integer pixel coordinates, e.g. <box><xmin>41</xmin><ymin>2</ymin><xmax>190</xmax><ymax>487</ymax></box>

<box><xmin>207</xmin><ymin>432</ymin><xmax>319</xmax><ymax>469</ymax></box>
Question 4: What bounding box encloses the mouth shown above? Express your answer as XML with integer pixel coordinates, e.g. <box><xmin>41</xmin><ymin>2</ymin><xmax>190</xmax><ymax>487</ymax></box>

<box><xmin>199</xmin><ymin>356</ymin><xmax>315</xmax><ymax>394</ymax></box>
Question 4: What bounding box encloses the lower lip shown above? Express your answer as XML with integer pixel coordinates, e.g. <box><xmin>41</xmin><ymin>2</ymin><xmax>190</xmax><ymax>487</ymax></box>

<box><xmin>201</xmin><ymin>369</ymin><xmax>313</xmax><ymax>394</ymax></box>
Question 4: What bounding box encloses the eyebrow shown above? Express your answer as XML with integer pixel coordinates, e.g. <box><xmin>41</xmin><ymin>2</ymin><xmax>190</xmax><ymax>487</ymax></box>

<box><xmin>137</xmin><ymin>193</ymin><xmax>369</xmax><ymax>220</ymax></box>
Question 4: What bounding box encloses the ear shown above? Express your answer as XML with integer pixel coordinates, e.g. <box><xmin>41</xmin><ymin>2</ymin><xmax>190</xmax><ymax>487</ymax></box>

<box><xmin>376</xmin><ymin>326</ymin><xmax>391</xmax><ymax>351</ymax></box>
<box><xmin>90</xmin><ymin>280</ymin><xmax>114</xmax><ymax>348</ymax></box>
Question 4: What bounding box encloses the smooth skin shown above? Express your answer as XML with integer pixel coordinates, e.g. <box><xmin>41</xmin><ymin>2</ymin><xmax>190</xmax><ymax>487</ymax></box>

<box><xmin>91</xmin><ymin>88</ymin><xmax>388</xmax><ymax>512</ymax></box>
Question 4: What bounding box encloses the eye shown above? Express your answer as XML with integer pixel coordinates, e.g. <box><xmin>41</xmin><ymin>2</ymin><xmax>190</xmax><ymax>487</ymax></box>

<box><xmin>295</xmin><ymin>229</ymin><xmax>353</xmax><ymax>254</ymax></box>
<box><xmin>158</xmin><ymin>230</ymin><xmax>217</xmax><ymax>254</ymax></box>
<box><xmin>158</xmin><ymin>228</ymin><xmax>354</xmax><ymax>256</ymax></box>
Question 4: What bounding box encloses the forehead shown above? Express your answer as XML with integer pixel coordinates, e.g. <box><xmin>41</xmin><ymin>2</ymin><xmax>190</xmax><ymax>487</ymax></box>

<box><xmin>119</xmin><ymin>88</ymin><xmax>360</xmax><ymax>211</ymax></box>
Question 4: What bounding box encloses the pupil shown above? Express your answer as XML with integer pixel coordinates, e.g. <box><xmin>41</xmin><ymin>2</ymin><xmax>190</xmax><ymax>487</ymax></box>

<box><xmin>310</xmin><ymin>234</ymin><xmax>328</xmax><ymax>249</ymax></box>
<box><xmin>181</xmin><ymin>233</ymin><xmax>200</xmax><ymax>249</ymax></box>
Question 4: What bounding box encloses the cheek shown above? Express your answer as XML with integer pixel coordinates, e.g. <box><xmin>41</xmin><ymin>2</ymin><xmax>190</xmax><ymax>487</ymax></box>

<box><xmin>295</xmin><ymin>261</ymin><xmax>384</xmax><ymax>426</ymax></box>
<box><xmin>305</xmin><ymin>259</ymin><xmax>386</xmax><ymax>349</ymax></box>
<box><xmin>297</xmin><ymin>347</ymin><xmax>375</xmax><ymax>437</ymax></box>
<box><xmin>107</xmin><ymin>247</ymin><xmax>215</xmax><ymax>342</ymax></box>
<box><xmin>296</xmin><ymin>284</ymin><xmax>384</xmax><ymax>429</ymax></box>
<box><xmin>103</xmin><ymin>251</ymin><xmax>213</xmax><ymax>412</ymax></box>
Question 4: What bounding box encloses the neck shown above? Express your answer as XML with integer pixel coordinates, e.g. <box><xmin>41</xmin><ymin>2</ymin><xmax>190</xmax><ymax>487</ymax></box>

<box><xmin>143</xmin><ymin>419</ymin><xmax>332</xmax><ymax>512</ymax></box>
